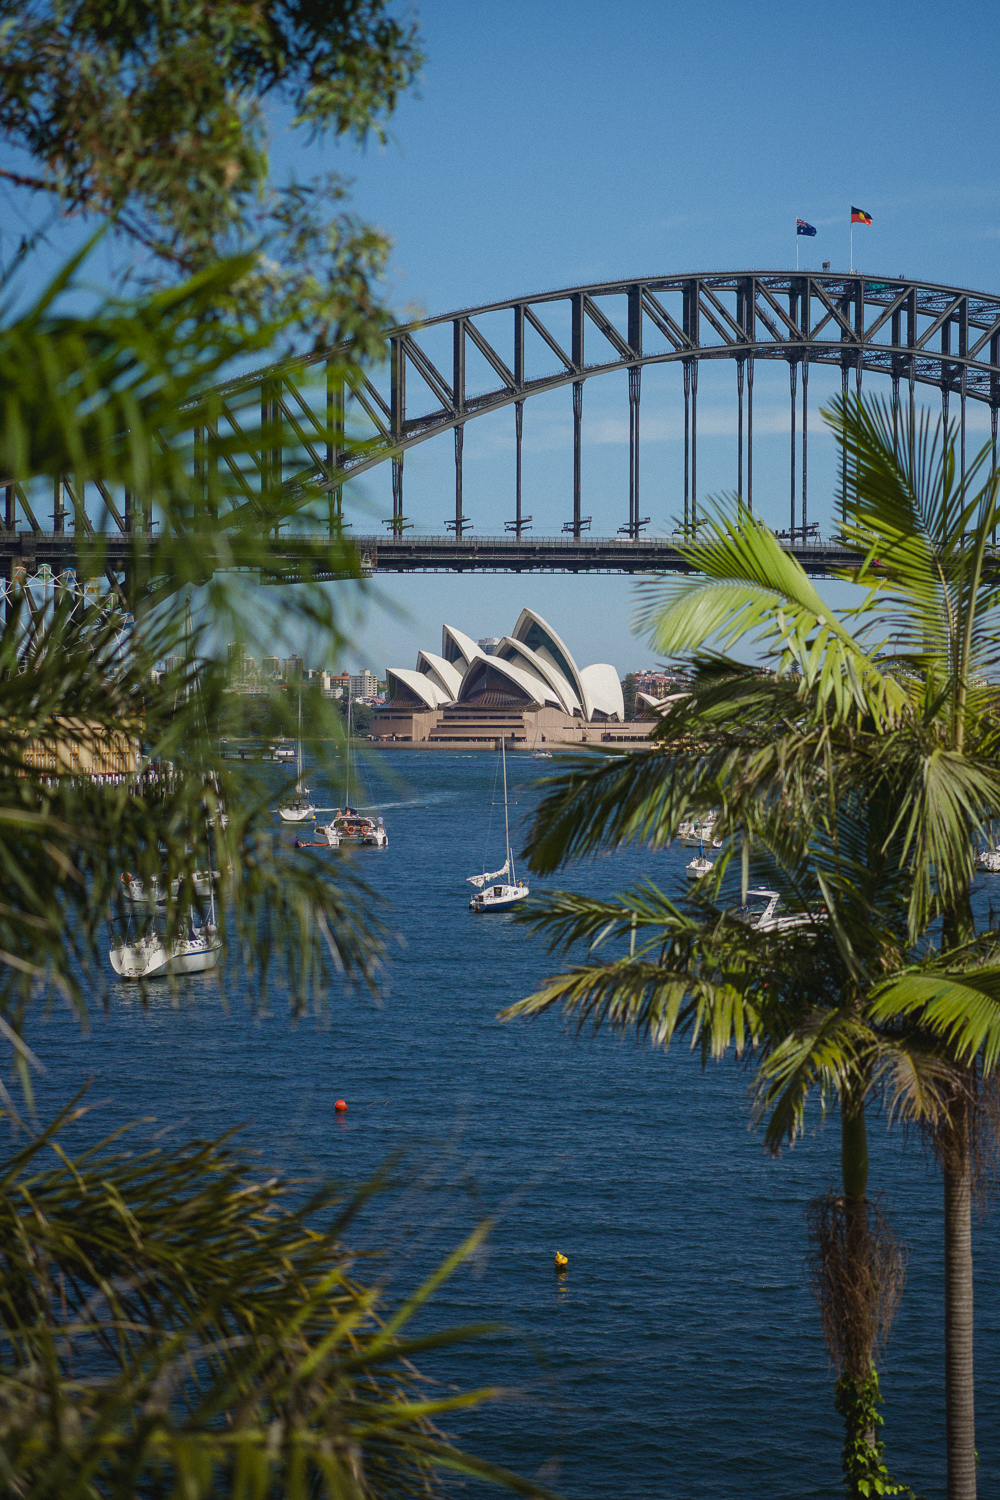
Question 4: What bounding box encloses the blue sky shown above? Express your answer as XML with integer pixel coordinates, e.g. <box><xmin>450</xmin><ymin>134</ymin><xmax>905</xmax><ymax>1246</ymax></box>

<box><xmin>293</xmin><ymin>0</ymin><xmax>1000</xmax><ymax>675</ymax></box>
<box><xmin>4</xmin><ymin>0</ymin><xmax>1000</xmax><ymax>675</ymax></box>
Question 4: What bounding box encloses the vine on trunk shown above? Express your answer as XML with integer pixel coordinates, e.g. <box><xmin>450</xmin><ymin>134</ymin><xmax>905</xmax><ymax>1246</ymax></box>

<box><xmin>807</xmin><ymin>1191</ymin><xmax>915</xmax><ymax>1499</ymax></box>
<box><xmin>834</xmin><ymin>1367</ymin><xmax>922</xmax><ymax>1499</ymax></box>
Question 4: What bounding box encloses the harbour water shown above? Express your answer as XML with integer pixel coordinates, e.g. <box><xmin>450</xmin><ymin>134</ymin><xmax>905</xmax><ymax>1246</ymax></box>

<box><xmin>23</xmin><ymin>750</ymin><xmax>1000</xmax><ymax>1499</ymax></box>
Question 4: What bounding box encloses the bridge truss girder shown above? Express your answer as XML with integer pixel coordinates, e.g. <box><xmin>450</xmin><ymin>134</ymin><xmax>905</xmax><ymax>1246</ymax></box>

<box><xmin>2</xmin><ymin>271</ymin><xmax>999</xmax><ymax>581</ymax></box>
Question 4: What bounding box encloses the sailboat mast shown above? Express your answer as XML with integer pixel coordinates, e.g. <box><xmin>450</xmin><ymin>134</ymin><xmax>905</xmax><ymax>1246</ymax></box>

<box><xmin>345</xmin><ymin>693</ymin><xmax>352</xmax><ymax>807</ymax></box>
<box><xmin>502</xmin><ymin>734</ymin><xmax>513</xmax><ymax>882</ymax></box>
<box><xmin>296</xmin><ymin>690</ymin><xmax>303</xmax><ymax>789</ymax></box>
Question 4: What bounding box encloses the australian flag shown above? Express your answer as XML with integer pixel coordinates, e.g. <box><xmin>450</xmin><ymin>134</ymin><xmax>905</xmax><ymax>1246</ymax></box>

<box><xmin>797</xmin><ymin>218</ymin><xmax>817</xmax><ymax>237</ymax></box>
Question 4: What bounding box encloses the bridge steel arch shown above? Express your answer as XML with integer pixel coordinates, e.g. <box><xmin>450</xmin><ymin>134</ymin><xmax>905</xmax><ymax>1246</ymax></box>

<box><xmin>221</xmin><ymin>269</ymin><xmax>1000</xmax><ymax>559</ymax></box>
<box><xmin>3</xmin><ymin>271</ymin><xmax>1000</xmax><ymax>581</ymax></box>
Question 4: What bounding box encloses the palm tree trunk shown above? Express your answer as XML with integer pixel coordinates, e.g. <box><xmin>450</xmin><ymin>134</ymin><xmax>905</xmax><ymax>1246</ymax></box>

<box><xmin>838</xmin><ymin>1102</ymin><xmax>878</xmax><ymax>1498</ymax></box>
<box><xmin>944</xmin><ymin>1095</ymin><xmax>976</xmax><ymax>1500</ymax></box>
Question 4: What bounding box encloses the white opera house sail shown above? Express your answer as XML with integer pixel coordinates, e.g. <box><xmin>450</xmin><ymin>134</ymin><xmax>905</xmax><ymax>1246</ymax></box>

<box><xmin>377</xmin><ymin>611</ymin><xmax>637</xmax><ymax>747</ymax></box>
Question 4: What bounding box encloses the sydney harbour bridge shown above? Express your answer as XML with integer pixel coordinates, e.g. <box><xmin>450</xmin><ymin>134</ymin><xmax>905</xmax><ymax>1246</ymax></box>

<box><xmin>4</xmin><ymin>269</ymin><xmax>1000</xmax><ymax>583</ymax></box>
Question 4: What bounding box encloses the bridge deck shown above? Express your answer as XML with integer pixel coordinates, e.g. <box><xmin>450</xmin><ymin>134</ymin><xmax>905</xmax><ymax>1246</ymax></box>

<box><xmin>0</xmin><ymin>530</ymin><xmax>865</xmax><ymax>580</ymax></box>
<box><xmin>307</xmin><ymin>534</ymin><xmax>864</xmax><ymax>577</ymax></box>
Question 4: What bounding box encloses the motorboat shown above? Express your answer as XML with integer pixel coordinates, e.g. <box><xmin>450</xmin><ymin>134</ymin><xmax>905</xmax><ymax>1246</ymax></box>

<box><xmin>978</xmin><ymin>847</ymin><xmax>1000</xmax><ymax>872</ymax></box>
<box><xmin>272</xmin><ymin>744</ymin><xmax>296</xmax><ymax>762</ymax></box>
<box><xmin>729</xmin><ymin>887</ymin><xmax>823</xmax><ymax>933</ymax></box>
<box><xmin>468</xmin><ymin>737</ymin><xmax>528</xmax><ymax>912</ymax></box>
<box><xmin>327</xmin><ymin>808</ymin><xmax>387</xmax><ymax>847</ymax></box>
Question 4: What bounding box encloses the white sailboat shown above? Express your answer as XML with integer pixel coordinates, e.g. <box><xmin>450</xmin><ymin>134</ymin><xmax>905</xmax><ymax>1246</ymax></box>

<box><xmin>685</xmin><ymin>842</ymin><xmax>714</xmax><ymax>880</ymax></box>
<box><xmin>110</xmin><ymin>885</ymin><xmax>221</xmax><ymax>979</ymax></box>
<box><xmin>278</xmin><ymin>692</ymin><xmax>316</xmax><ymax>822</ymax></box>
<box><xmin>678</xmin><ymin>812</ymin><xmax>722</xmax><ymax>848</ymax></box>
<box><xmin>468</xmin><ymin>736</ymin><xmax>528</xmax><ymax>912</ymax></box>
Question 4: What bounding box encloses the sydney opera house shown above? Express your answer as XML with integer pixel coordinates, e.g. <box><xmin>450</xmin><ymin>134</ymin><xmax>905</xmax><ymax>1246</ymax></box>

<box><xmin>372</xmin><ymin>608</ymin><xmax>653</xmax><ymax>747</ymax></box>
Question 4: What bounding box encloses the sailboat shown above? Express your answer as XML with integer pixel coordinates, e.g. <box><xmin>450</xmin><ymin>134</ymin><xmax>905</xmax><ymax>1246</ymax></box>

<box><xmin>278</xmin><ymin>691</ymin><xmax>316</xmax><ymax>822</ymax></box>
<box><xmin>110</xmin><ymin>870</ymin><xmax>222</xmax><ymax>979</ymax></box>
<box><xmin>319</xmin><ymin>695</ymin><xmax>388</xmax><ymax>847</ymax></box>
<box><xmin>468</xmin><ymin>736</ymin><xmax>528</xmax><ymax>912</ymax></box>
<box><xmin>685</xmin><ymin>841</ymin><xmax>714</xmax><ymax>880</ymax></box>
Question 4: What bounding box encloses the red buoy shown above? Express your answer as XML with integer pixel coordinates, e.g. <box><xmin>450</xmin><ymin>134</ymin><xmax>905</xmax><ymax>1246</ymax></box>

<box><xmin>334</xmin><ymin>1098</ymin><xmax>348</xmax><ymax>1113</ymax></box>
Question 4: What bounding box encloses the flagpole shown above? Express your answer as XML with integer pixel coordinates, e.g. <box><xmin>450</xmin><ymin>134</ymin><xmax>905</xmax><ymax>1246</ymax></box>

<box><xmin>796</xmin><ymin>222</ymin><xmax>799</xmax><ymax>271</ymax></box>
<box><xmin>850</xmin><ymin>217</ymin><xmax>853</xmax><ymax>274</ymax></box>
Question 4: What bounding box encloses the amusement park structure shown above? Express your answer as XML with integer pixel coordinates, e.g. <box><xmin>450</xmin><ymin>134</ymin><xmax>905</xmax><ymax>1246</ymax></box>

<box><xmin>4</xmin><ymin>270</ymin><xmax>1000</xmax><ymax>583</ymax></box>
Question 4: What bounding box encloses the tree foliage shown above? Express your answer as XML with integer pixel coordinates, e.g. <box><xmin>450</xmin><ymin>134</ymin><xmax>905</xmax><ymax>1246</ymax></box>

<box><xmin>0</xmin><ymin>1102</ymin><xmax>555</xmax><ymax>1500</ymax></box>
<box><xmin>0</xmin><ymin>0</ymin><xmax>422</xmax><ymax>343</ymax></box>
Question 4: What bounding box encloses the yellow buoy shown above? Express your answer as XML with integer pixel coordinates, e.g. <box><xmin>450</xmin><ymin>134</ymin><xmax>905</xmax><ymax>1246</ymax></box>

<box><xmin>554</xmin><ymin>1251</ymin><xmax>568</xmax><ymax>1271</ymax></box>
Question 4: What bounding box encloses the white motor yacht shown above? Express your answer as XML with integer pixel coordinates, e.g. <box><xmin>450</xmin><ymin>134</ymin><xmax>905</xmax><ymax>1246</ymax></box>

<box><xmin>729</xmin><ymin>888</ymin><xmax>824</xmax><ymax>933</ymax></box>
<box><xmin>329</xmin><ymin>808</ymin><xmax>388</xmax><ymax>847</ymax></box>
<box><xmin>978</xmin><ymin>847</ymin><xmax>1000</xmax><ymax>872</ymax></box>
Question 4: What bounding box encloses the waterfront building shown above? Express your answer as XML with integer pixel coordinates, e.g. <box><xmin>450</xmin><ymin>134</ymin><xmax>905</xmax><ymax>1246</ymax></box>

<box><xmin>349</xmin><ymin>669</ymin><xmax>379</xmax><ymax>700</ymax></box>
<box><xmin>375</xmin><ymin>610</ymin><xmax>652</xmax><ymax>747</ymax></box>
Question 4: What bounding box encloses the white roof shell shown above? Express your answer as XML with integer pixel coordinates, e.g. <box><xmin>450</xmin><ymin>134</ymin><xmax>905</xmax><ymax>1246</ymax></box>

<box><xmin>512</xmin><ymin>609</ymin><xmax>592</xmax><ymax>719</ymax></box>
<box><xmin>386</xmin><ymin>668</ymin><xmax>448</xmax><ymax>710</ymax></box>
<box><xmin>580</xmin><ymin>664</ymin><xmax>624</xmax><ymax>721</ymax></box>
<box><xmin>457</xmin><ymin>653</ymin><xmax>549</xmax><ymax>707</ymax></box>
<box><xmin>494</xmin><ymin>636</ymin><xmax>581</xmax><ymax>715</ymax></box>
<box><xmin>416</xmin><ymin>650</ymin><xmax>463</xmax><ymax>702</ymax></box>
<box><xmin>441</xmin><ymin>624</ymin><xmax>484</xmax><ymax>673</ymax></box>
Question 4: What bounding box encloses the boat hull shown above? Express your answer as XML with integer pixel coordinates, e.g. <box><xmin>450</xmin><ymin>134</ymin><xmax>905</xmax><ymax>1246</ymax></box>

<box><xmin>469</xmin><ymin>883</ymin><xmax>529</xmax><ymax>912</ymax></box>
<box><xmin>109</xmin><ymin>936</ymin><xmax>222</xmax><ymax>980</ymax></box>
<box><xmin>278</xmin><ymin>805</ymin><xmax>314</xmax><ymax>823</ymax></box>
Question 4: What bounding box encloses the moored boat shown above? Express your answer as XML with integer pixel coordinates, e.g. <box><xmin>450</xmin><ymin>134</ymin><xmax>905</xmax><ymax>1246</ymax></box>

<box><xmin>468</xmin><ymin>737</ymin><xmax>528</xmax><ymax>912</ymax></box>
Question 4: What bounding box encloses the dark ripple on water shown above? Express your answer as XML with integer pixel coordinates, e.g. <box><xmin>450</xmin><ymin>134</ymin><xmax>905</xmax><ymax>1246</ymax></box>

<box><xmin>24</xmin><ymin>751</ymin><xmax>1000</xmax><ymax>1499</ymax></box>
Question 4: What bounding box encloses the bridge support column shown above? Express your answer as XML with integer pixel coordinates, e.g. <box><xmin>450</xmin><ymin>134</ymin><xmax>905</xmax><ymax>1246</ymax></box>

<box><xmin>683</xmin><ymin>361</ymin><xmax>690</xmax><ymax>533</ymax></box>
<box><xmin>992</xmin><ymin>404</ymin><xmax>998</xmax><ymax>545</ymax></box>
<box><xmin>841</xmin><ymin>363</ymin><xmax>850</xmax><ymax>514</ymax></box>
<box><xmin>789</xmin><ymin>361</ymin><xmax>797</xmax><ymax>540</ymax></box>
<box><xmin>691</xmin><ymin>359</ymin><xmax>698</xmax><ymax>530</ymax></box>
<box><xmin>53</xmin><ymin>477</ymin><xmax>66</xmax><ymax>534</ymax></box>
<box><xmin>802</xmin><ymin>354</ymin><xmax>809</xmax><ymax>542</ymax></box>
<box><xmin>454</xmin><ymin>423</ymin><xmax>464</xmax><ymax>537</ymax></box>
<box><xmin>327</xmin><ymin>366</ymin><xmax>345</xmax><ymax>537</ymax></box>
<box><xmin>736</xmin><ymin>358</ymin><xmax>744</xmax><ymax>503</ymax></box>
<box><xmin>572</xmin><ymin>381</ymin><xmax>583</xmax><ymax>538</ymax></box>
<box><xmin>628</xmin><ymin>366</ymin><xmax>641</xmax><ymax>537</ymax></box>
<box><xmin>392</xmin><ymin>455</ymin><xmax>404</xmax><ymax>536</ymax></box>
<box><xmin>514</xmin><ymin>400</ymin><xmax>524</xmax><ymax>537</ymax></box>
<box><xmin>892</xmin><ymin>373</ymin><xmax>900</xmax><ymax>455</ymax></box>
<box><xmin>747</xmin><ymin>357</ymin><xmax>754</xmax><ymax>513</ymax></box>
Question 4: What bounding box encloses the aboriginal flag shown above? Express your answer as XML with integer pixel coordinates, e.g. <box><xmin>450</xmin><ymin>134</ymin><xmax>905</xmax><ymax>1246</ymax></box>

<box><xmin>797</xmin><ymin>219</ymin><xmax>817</xmax><ymax>237</ymax></box>
<box><xmin>851</xmin><ymin>206</ymin><xmax>873</xmax><ymax>225</ymax></box>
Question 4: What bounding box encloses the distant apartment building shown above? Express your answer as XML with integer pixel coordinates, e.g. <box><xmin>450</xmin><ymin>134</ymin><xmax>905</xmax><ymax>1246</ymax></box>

<box><xmin>282</xmin><ymin>654</ymin><xmax>303</xmax><ymax>681</ymax></box>
<box><xmin>261</xmin><ymin>656</ymin><xmax>281</xmax><ymax>680</ymax></box>
<box><xmin>477</xmin><ymin>637</ymin><xmax>501</xmax><ymax>655</ymax></box>
<box><xmin>349</xmin><ymin>669</ymin><xmax>379</xmax><ymax>699</ymax></box>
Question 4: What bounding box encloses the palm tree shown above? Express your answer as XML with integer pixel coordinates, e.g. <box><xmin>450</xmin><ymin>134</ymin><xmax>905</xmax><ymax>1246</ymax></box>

<box><xmin>0</xmin><ymin>254</ymin><xmax>558</xmax><ymax>1498</ymax></box>
<box><xmin>507</xmin><ymin>396</ymin><xmax>1000</xmax><ymax>1499</ymax></box>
